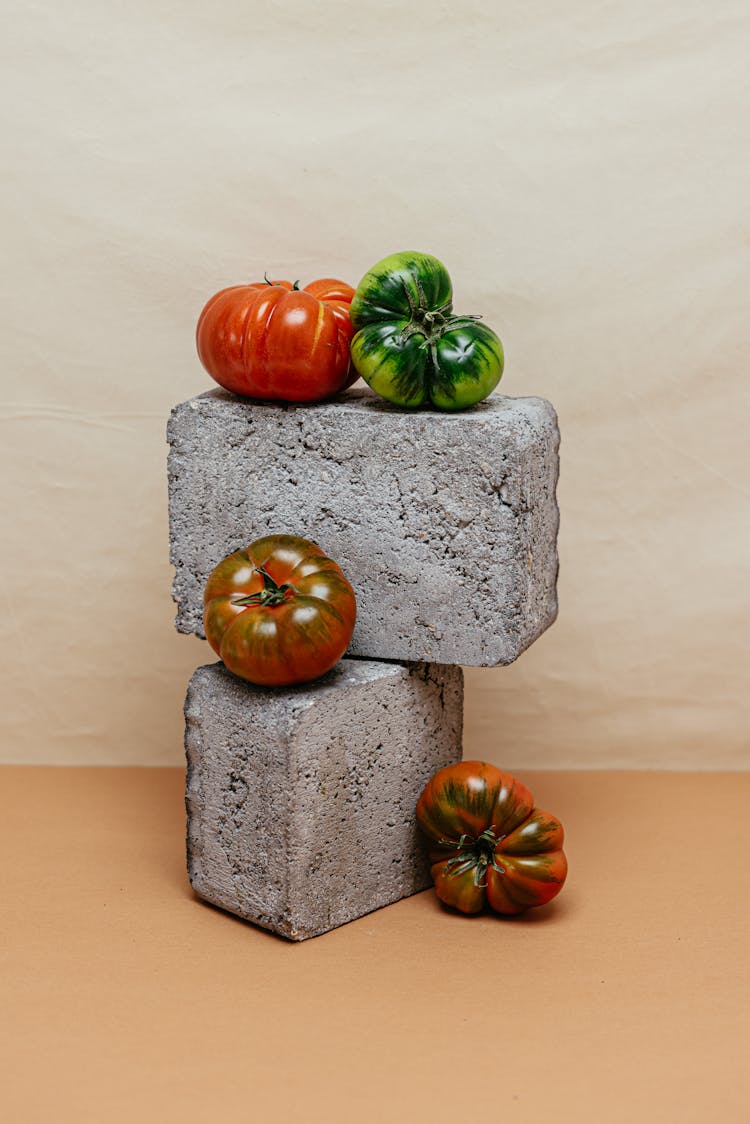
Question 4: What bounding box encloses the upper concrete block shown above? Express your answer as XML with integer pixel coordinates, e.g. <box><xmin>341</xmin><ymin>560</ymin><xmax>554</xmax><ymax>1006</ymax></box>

<box><xmin>168</xmin><ymin>387</ymin><xmax>559</xmax><ymax>666</ymax></box>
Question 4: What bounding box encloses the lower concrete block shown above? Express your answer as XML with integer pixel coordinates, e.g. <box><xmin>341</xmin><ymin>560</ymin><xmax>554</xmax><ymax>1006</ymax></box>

<box><xmin>185</xmin><ymin>658</ymin><xmax>463</xmax><ymax>940</ymax></box>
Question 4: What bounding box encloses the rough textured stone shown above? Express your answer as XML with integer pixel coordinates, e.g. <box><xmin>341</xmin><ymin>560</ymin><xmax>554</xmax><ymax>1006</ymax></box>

<box><xmin>185</xmin><ymin>658</ymin><xmax>463</xmax><ymax>940</ymax></box>
<box><xmin>168</xmin><ymin>387</ymin><xmax>559</xmax><ymax>666</ymax></box>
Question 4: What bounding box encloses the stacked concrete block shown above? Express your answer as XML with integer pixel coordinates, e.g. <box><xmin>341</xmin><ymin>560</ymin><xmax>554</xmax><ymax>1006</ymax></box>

<box><xmin>168</xmin><ymin>387</ymin><xmax>560</xmax><ymax>666</ymax></box>
<box><xmin>185</xmin><ymin>661</ymin><xmax>463</xmax><ymax>940</ymax></box>
<box><xmin>168</xmin><ymin>386</ymin><xmax>560</xmax><ymax>939</ymax></box>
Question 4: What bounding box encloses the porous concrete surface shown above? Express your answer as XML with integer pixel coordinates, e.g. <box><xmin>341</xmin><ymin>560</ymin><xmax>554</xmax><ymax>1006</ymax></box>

<box><xmin>168</xmin><ymin>387</ymin><xmax>559</xmax><ymax>666</ymax></box>
<box><xmin>184</xmin><ymin>658</ymin><xmax>463</xmax><ymax>940</ymax></box>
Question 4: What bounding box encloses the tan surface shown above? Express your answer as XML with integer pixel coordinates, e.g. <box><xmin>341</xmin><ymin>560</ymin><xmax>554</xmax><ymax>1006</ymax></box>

<box><xmin>2</xmin><ymin>2</ymin><xmax>750</xmax><ymax>769</ymax></box>
<box><xmin>2</xmin><ymin>766</ymin><xmax>748</xmax><ymax>1123</ymax></box>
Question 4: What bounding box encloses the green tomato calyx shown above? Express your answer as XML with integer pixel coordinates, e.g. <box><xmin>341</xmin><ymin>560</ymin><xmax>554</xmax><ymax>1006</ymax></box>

<box><xmin>233</xmin><ymin>565</ymin><xmax>298</xmax><ymax>608</ymax></box>
<box><xmin>399</xmin><ymin>276</ymin><xmax>482</xmax><ymax>345</ymax></box>
<box><xmin>263</xmin><ymin>273</ymin><xmax>301</xmax><ymax>291</ymax></box>
<box><xmin>440</xmin><ymin>826</ymin><xmax>507</xmax><ymax>888</ymax></box>
<box><xmin>396</xmin><ymin>276</ymin><xmax>488</xmax><ymax>405</ymax></box>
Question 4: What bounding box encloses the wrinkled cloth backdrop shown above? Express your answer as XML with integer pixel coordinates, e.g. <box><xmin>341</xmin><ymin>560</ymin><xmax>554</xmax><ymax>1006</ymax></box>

<box><xmin>1</xmin><ymin>0</ymin><xmax>748</xmax><ymax>766</ymax></box>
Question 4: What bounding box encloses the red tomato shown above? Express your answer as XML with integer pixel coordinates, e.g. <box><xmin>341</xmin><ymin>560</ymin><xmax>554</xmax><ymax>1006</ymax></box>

<box><xmin>416</xmin><ymin>761</ymin><xmax>568</xmax><ymax>916</ymax></box>
<box><xmin>196</xmin><ymin>277</ymin><xmax>357</xmax><ymax>402</ymax></box>
<box><xmin>204</xmin><ymin>534</ymin><xmax>356</xmax><ymax>687</ymax></box>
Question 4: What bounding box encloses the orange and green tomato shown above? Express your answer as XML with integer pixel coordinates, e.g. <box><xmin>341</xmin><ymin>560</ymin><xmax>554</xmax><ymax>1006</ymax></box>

<box><xmin>204</xmin><ymin>534</ymin><xmax>356</xmax><ymax>687</ymax></box>
<box><xmin>416</xmin><ymin>761</ymin><xmax>568</xmax><ymax>915</ymax></box>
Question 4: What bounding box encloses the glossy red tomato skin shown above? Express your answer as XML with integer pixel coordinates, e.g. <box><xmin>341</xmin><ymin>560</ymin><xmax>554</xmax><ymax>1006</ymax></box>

<box><xmin>417</xmin><ymin>761</ymin><xmax>567</xmax><ymax>916</ymax></box>
<box><xmin>196</xmin><ymin>278</ymin><xmax>357</xmax><ymax>402</ymax></box>
<box><xmin>204</xmin><ymin>534</ymin><xmax>356</xmax><ymax>687</ymax></box>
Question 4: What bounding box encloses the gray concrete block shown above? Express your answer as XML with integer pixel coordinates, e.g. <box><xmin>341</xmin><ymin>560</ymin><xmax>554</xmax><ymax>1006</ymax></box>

<box><xmin>185</xmin><ymin>658</ymin><xmax>463</xmax><ymax>940</ymax></box>
<box><xmin>168</xmin><ymin>387</ymin><xmax>559</xmax><ymax>666</ymax></box>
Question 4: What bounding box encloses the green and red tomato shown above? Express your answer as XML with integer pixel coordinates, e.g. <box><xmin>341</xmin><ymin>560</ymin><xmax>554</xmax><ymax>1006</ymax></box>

<box><xmin>416</xmin><ymin>761</ymin><xmax>568</xmax><ymax>915</ymax></box>
<box><xmin>196</xmin><ymin>277</ymin><xmax>357</xmax><ymax>403</ymax></box>
<box><xmin>204</xmin><ymin>534</ymin><xmax>356</xmax><ymax>687</ymax></box>
<box><xmin>349</xmin><ymin>251</ymin><xmax>504</xmax><ymax>410</ymax></box>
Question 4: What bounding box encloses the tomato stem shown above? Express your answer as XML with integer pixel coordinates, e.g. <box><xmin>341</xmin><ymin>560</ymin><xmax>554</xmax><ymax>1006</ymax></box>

<box><xmin>399</xmin><ymin>278</ymin><xmax>482</xmax><ymax>342</ymax></box>
<box><xmin>441</xmin><ymin>826</ymin><xmax>507</xmax><ymax>884</ymax></box>
<box><xmin>232</xmin><ymin>565</ymin><xmax>298</xmax><ymax>608</ymax></box>
<box><xmin>396</xmin><ymin>277</ymin><xmax>486</xmax><ymax>403</ymax></box>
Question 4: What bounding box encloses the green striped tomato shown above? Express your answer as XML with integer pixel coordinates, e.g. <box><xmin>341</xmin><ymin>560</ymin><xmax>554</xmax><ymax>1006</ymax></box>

<box><xmin>349</xmin><ymin>251</ymin><xmax>504</xmax><ymax>410</ymax></box>
<box><xmin>204</xmin><ymin>535</ymin><xmax>356</xmax><ymax>687</ymax></box>
<box><xmin>416</xmin><ymin>761</ymin><xmax>568</xmax><ymax>915</ymax></box>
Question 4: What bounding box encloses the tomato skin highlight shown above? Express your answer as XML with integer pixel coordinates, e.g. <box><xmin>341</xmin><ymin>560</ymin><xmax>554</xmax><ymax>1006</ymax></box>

<box><xmin>349</xmin><ymin>251</ymin><xmax>504</xmax><ymax>411</ymax></box>
<box><xmin>204</xmin><ymin>535</ymin><xmax>356</xmax><ymax>687</ymax></box>
<box><xmin>196</xmin><ymin>277</ymin><xmax>356</xmax><ymax>403</ymax></box>
<box><xmin>416</xmin><ymin>761</ymin><xmax>567</xmax><ymax>916</ymax></box>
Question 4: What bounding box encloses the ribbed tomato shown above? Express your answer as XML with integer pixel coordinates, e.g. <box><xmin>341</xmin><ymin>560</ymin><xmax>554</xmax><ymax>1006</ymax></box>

<box><xmin>416</xmin><ymin>761</ymin><xmax>567</xmax><ymax>915</ymax></box>
<box><xmin>349</xmin><ymin>251</ymin><xmax>504</xmax><ymax>410</ymax></box>
<box><xmin>196</xmin><ymin>277</ymin><xmax>357</xmax><ymax>402</ymax></box>
<box><xmin>204</xmin><ymin>534</ymin><xmax>356</xmax><ymax>687</ymax></box>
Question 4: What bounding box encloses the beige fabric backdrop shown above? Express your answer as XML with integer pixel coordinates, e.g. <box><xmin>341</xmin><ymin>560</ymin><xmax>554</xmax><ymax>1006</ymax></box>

<box><xmin>1</xmin><ymin>0</ymin><xmax>748</xmax><ymax>767</ymax></box>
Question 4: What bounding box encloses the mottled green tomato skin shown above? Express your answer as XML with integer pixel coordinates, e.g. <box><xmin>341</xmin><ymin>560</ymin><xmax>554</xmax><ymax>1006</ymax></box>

<box><xmin>350</xmin><ymin>323</ymin><xmax>427</xmax><ymax>408</ymax></box>
<box><xmin>352</xmin><ymin>319</ymin><xmax>504</xmax><ymax>410</ymax></box>
<box><xmin>486</xmin><ymin>849</ymin><xmax>568</xmax><ymax>915</ymax></box>
<box><xmin>416</xmin><ymin>761</ymin><xmax>568</xmax><ymax>916</ymax></box>
<box><xmin>428</xmin><ymin>859</ymin><xmax>486</xmax><ymax>913</ymax></box>
<box><xmin>429</xmin><ymin>323</ymin><xmax>504</xmax><ymax>410</ymax></box>
<box><xmin>416</xmin><ymin>760</ymin><xmax>516</xmax><ymax>847</ymax></box>
<box><xmin>349</xmin><ymin>251</ymin><xmax>453</xmax><ymax>329</ymax></box>
<box><xmin>350</xmin><ymin>250</ymin><xmax>504</xmax><ymax>411</ymax></box>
